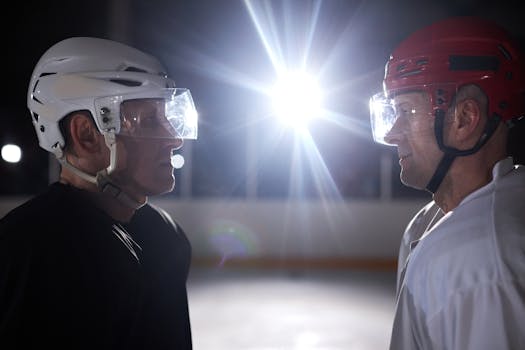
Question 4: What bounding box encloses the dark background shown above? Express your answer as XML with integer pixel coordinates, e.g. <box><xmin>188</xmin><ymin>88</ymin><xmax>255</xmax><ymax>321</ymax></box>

<box><xmin>2</xmin><ymin>0</ymin><xmax>524</xmax><ymax>198</ymax></box>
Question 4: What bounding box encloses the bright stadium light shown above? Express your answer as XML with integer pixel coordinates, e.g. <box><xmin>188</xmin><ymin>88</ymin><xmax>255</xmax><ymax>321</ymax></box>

<box><xmin>271</xmin><ymin>71</ymin><xmax>322</xmax><ymax>128</ymax></box>
<box><xmin>1</xmin><ymin>143</ymin><xmax>22</xmax><ymax>163</ymax></box>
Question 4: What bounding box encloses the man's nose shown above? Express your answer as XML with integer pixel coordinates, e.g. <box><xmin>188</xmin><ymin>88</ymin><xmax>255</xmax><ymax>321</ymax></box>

<box><xmin>170</xmin><ymin>138</ymin><xmax>184</xmax><ymax>151</ymax></box>
<box><xmin>383</xmin><ymin>118</ymin><xmax>403</xmax><ymax>145</ymax></box>
<box><xmin>383</xmin><ymin>130</ymin><xmax>399</xmax><ymax>145</ymax></box>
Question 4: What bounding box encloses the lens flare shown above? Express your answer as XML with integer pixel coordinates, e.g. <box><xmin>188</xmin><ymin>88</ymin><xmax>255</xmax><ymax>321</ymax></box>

<box><xmin>208</xmin><ymin>219</ymin><xmax>259</xmax><ymax>266</ymax></box>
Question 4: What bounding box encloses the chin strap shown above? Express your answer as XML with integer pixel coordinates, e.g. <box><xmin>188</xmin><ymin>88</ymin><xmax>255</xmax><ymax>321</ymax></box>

<box><xmin>425</xmin><ymin>109</ymin><xmax>502</xmax><ymax>193</ymax></box>
<box><xmin>52</xmin><ymin>131</ymin><xmax>146</xmax><ymax>210</ymax></box>
<box><xmin>96</xmin><ymin>171</ymin><xmax>147</xmax><ymax>209</ymax></box>
<box><xmin>425</xmin><ymin>152</ymin><xmax>456</xmax><ymax>193</ymax></box>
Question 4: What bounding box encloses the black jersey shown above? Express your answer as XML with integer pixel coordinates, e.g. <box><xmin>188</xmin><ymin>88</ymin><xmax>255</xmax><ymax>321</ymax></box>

<box><xmin>0</xmin><ymin>182</ymin><xmax>192</xmax><ymax>349</ymax></box>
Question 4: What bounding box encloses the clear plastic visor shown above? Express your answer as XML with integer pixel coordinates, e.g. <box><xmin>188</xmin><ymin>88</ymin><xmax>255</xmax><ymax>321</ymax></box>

<box><xmin>369</xmin><ymin>91</ymin><xmax>397</xmax><ymax>145</ymax></box>
<box><xmin>369</xmin><ymin>89</ymin><xmax>439</xmax><ymax>146</ymax></box>
<box><xmin>94</xmin><ymin>88</ymin><xmax>198</xmax><ymax>139</ymax></box>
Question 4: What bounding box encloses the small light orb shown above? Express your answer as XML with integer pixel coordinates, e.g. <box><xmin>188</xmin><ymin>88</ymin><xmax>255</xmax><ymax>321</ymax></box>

<box><xmin>171</xmin><ymin>153</ymin><xmax>185</xmax><ymax>169</ymax></box>
<box><xmin>1</xmin><ymin>144</ymin><xmax>22</xmax><ymax>163</ymax></box>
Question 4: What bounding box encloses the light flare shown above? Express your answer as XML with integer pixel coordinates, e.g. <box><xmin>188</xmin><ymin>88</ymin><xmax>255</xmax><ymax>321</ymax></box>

<box><xmin>271</xmin><ymin>70</ymin><xmax>322</xmax><ymax>128</ymax></box>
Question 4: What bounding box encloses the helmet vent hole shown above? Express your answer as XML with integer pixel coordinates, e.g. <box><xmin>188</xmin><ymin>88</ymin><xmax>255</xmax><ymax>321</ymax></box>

<box><xmin>31</xmin><ymin>95</ymin><xmax>43</xmax><ymax>106</ymax></box>
<box><xmin>109</xmin><ymin>79</ymin><xmax>142</xmax><ymax>87</ymax></box>
<box><xmin>498</xmin><ymin>45</ymin><xmax>512</xmax><ymax>60</ymax></box>
<box><xmin>32</xmin><ymin>80</ymin><xmax>41</xmax><ymax>94</ymax></box>
<box><xmin>124</xmin><ymin>66</ymin><xmax>148</xmax><ymax>73</ymax></box>
<box><xmin>449</xmin><ymin>55</ymin><xmax>499</xmax><ymax>71</ymax></box>
<box><xmin>416</xmin><ymin>58</ymin><xmax>428</xmax><ymax>66</ymax></box>
<box><xmin>398</xmin><ymin>69</ymin><xmax>423</xmax><ymax>78</ymax></box>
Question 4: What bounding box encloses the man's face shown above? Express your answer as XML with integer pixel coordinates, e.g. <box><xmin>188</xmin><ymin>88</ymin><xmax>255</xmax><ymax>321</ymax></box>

<box><xmin>384</xmin><ymin>92</ymin><xmax>443</xmax><ymax>190</ymax></box>
<box><xmin>112</xmin><ymin>98</ymin><xmax>183</xmax><ymax>196</ymax></box>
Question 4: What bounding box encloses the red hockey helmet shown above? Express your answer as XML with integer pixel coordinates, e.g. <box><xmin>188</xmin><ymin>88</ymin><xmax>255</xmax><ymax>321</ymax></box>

<box><xmin>371</xmin><ymin>16</ymin><xmax>525</xmax><ymax>145</ymax></box>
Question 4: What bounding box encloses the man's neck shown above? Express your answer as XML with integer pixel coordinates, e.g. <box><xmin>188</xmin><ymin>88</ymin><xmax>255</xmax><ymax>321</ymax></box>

<box><xmin>432</xmin><ymin>156</ymin><xmax>499</xmax><ymax>213</ymax></box>
<box><xmin>59</xmin><ymin>172</ymin><xmax>144</xmax><ymax>223</ymax></box>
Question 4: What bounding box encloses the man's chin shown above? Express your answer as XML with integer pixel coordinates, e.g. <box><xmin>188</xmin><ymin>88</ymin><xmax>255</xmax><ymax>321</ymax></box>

<box><xmin>155</xmin><ymin>183</ymin><xmax>176</xmax><ymax>196</ymax></box>
<box><xmin>145</xmin><ymin>179</ymin><xmax>175</xmax><ymax>197</ymax></box>
<box><xmin>400</xmin><ymin>173</ymin><xmax>426</xmax><ymax>191</ymax></box>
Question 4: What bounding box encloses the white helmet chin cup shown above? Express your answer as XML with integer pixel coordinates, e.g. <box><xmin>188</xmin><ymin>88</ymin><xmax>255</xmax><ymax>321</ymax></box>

<box><xmin>27</xmin><ymin>37</ymin><xmax>197</xmax><ymax>154</ymax></box>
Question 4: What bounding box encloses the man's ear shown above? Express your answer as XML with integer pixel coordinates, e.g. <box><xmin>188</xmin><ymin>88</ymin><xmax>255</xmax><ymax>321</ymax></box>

<box><xmin>454</xmin><ymin>98</ymin><xmax>482</xmax><ymax>142</ymax></box>
<box><xmin>68</xmin><ymin>112</ymin><xmax>103</xmax><ymax>155</ymax></box>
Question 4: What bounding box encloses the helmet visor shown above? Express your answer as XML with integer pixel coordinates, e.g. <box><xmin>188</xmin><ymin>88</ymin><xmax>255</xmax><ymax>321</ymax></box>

<box><xmin>369</xmin><ymin>89</ymin><xmax>441</xmax><ymax>146</ymax></box>
<box><xmin>369</xmin><ymin>91</ymin><xmax>397</xmax><ymax>145</ymax></box>
<box><xmin>94</xmin><ymin>88</ymin><xmax>198</xmax><ymax>139</ymax></box>
<box><xmin>369</xmin><ymin>84</ymin><xmax>456</xmax><ymax>145</ymax></box>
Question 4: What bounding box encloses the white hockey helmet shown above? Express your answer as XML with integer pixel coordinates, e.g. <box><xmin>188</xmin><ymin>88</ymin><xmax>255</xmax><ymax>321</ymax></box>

<box><xmin>27</xmin><ymin>36</ymin><xmax>198</xmax><ymax>155</ymax></box>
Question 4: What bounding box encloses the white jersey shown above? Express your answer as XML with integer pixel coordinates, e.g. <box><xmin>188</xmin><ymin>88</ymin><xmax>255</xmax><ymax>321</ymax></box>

<box><xmin>390</xmin><ymin>157</ymin><xmax>525</xmax><ymax>350</ymax></box>
<box><xmin>396</xmin><ymin>200</ymin><xmax>444</xmax><ymax>296</ymax></box>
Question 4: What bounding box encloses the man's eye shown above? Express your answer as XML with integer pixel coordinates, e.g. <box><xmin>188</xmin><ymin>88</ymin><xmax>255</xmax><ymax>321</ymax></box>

<box><xmin>141</xmin><ymin>116</ymin><xmax>160</xmax><ymax>128</ymax></box>
<box><xmin>398</xmin><ymin>107</ymin><xmax>417</xmax><ymax>118</ymax></box>
<box><xmin>398</xmin><ymin>108</ymin><xmax>409</xmax><ymax>117</ymax></box>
